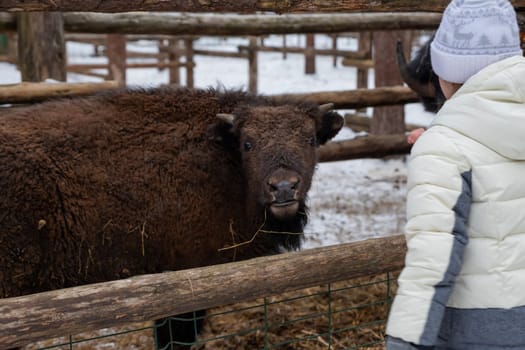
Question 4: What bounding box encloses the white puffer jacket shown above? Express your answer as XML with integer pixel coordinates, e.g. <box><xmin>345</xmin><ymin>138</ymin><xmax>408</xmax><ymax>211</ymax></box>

<box><xmin>386</xmin><ymin>55</ymin><xmax>525</xmax><ymax>349</ymax></box>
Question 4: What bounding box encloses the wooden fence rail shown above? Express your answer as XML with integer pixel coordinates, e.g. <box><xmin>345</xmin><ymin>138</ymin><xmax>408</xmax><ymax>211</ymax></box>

<box><xmin>0</xmin><ymin>12</ymin><xmax>444</xmax><ymax>34</ymax></box>
<box><xmin>318</xmin><ymin>134</ymin><xmax>412</xmax><ymax>162</ymax></box>
<box><xmin>0</xmin><ymin>234</ymin><xmax>406</xmax><ymax>349</ymax></box>
<box><xmin>273</xmin><ymin>86</ymin><xmax>419</xmax><ymax>110</ymax></box>
<box><xmin>1</xmin><ymin>0</ymin><xmax>525</xmax><ymax>13</ymax></box>
<box><xmin>2</xmin><ymin>12</ymin><xmax>524</xmax><ymax>35</ymax></box>
<box><xmin>0</xmin><ymin>84</ymin><xmax>418</xmax><ymax>107</ymax></box>
<box><xmin>345</xmin><ymin>112</ymin><xmax>423</xmax><ymax>132</ymax></box>
<box><xmin>0</xmin><ymin>81</ymin><xmax>120</xmax><ymax>104</ymax></box>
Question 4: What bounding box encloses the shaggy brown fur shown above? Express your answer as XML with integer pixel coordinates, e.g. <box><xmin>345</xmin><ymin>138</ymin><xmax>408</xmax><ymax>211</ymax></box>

<box><xmin>0</xmin><ymin>86</ymin><xmax>342</xmax><ymax>348</ymax></box>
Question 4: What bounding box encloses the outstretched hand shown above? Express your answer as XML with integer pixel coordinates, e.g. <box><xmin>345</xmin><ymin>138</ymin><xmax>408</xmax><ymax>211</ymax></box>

<box><xmin>407</xmin><ymin>128</ymin><xmax>426</xmax><ymax>145</ymax></box>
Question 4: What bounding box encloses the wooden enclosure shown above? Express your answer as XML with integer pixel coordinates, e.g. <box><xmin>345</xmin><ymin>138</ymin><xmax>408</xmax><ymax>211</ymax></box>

<box><xmin>1</xmin><ymin>1</ymin><xmax>525</xmax><ymax>348</ymax></box>
<box><xmin>0</xmin><ymin>235</ymin><xmax>406</xmax><ymax>349</ymax></box>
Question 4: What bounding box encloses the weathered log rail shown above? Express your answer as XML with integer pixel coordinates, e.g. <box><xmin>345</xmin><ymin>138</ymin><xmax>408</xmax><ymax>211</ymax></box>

<box><xmin>238</xmin><ymin>44</ymin><xmax>370</xmax><ymax>59</ymax></box>
<box><xmin>1</xmin><ymin>0</ymin><xmax>525</xmax><ymax>13</ymax></box>
<box><xmin>0</xmin><ymin>12</ymin><xmax>444</xmax><ymax>34</ymax></box>
<box><xmin>0</xmin><ymin>81</ymin><xmax>120</xmax><ymax>104</ymax></box>
<box><xmin>0</xmin><ymin>84</ymin><xmax>418</xmax><ymax>108</ymax></box>
<box><xmin>318</xmin><ymin>134</ymin><xmax>412</xmax><ymax>162</ymax></box>
<box><xmin>1</xmin><ymin>12</ymin><xmax>524</xmax><ymax>35</ymax></box>
<box><xmin>345</xmin><ymin>113</ymin><xmax>423</xmax><ymax>133</ymax></box>
<box><xmin>0</xmin><ymin>234</ymin><xmax>406</xmax><ymax>349</ymax></box>
<box><xmin>273</xmin><ymin>86</ymin><xmax>419</xmax><ymax>110</ymax></box>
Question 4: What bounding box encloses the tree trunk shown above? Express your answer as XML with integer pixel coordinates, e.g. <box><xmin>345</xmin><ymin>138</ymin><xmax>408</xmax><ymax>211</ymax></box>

<box><xmin>17</xmin><ymin>12</ymin><xmax>66</xmax><ymax>82</ymax></box>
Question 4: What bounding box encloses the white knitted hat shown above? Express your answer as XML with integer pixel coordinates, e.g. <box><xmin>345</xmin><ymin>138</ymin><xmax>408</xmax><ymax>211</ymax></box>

<box><xmin>431</xmin><ymin>0</ymin><xmax>522</xmax><ymax>83</ymax></box>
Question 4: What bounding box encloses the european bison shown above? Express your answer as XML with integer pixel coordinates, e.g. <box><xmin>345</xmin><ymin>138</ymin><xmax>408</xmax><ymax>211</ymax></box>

<box><xmin>396</xmin><ymin>36</ymin><xmax>445</xmax><ymax>113</ymax></box>
<box><xmin>0</xmin><ymin>87</ymin><xmax>343</xmax><ymax>349</ymax></box>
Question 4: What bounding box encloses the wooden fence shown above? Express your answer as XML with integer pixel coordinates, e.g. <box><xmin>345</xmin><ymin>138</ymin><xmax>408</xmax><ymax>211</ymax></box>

<box><xmin>0</xmin><ymin>12</ymin><xmax>444</xmax><ymax>34</ymax></box>
<box><xmin>0</xmin><ymin>1</ymin><xmax>524</xmax><ymax>347</ymax></box>
<box><xmin>0</xmin><ymin>234</ymin><xmax>406</xmax><ymax>349</ymax></box>
<box><xmin>0</xmin><ymin>12</ymin><xmax>446</xmax><ymax>89</ymax></box>
<box><xmin>1</xmin><ymin>0</ymin><xmax>524</xmax><ymax>12</ymax></box>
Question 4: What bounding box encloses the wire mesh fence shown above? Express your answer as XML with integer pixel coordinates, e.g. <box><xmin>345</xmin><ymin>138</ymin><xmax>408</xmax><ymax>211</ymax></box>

<box><xmin>22</xmin><ymin>272</ymin><xmax>399</xmax><ymax>350</ymax></box>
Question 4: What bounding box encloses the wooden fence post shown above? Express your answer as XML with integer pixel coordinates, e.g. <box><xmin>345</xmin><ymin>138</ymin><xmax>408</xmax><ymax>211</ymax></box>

<box><xmin>17</xmin><ymin>12</ymin><xmax>66</xmax><ymax>82</ymax></box>
<box><xmin>371</xmin><ymin>31</ymin><xmax>406</xmax><ymax>135</ymax></box>
<box><xmin>356</xmin><ymin>31</ymin><xmax>372</xmax><ymax>113</ymax></box>
<box><xmin>248</xmin><ymin>36</ymin><xmax>258</xmax><ymax>94</ymax></box>
<box><xmin>6</xmin><ymin>32</ymin><xmax>17</xmax><ymax>64</ymax></box>
<box><xmin>157</xmin><ymin>39</ymin><xmax>167</xmax><ymax>71</ymax></box>
<box><xmin>304</xmin><ymin>33</ymin><xmax>315</xmax><ymax>74</ymax></box>
<box><xmin>184</xmin><ymin>38</ymin><xmax>195</xmax><ymax>88</ymax></box>
<box><xmin>331</xmin><ymin>34</ymin><xmax>338</xmax><ymax>67</ymax></box>
<box><xmin>106</xmin><ymin>34</ymin><xmax>126</xmax><ymax>85</ymax></box>
<box><xmin>168</xmin><ymin>38</ymin><xmax>180</xmax><ymax>85</ymax></box>
<box><xmin>282</xmin><ymin>34</ymin><xmax>287</xmax><ymax>59</ymax></box>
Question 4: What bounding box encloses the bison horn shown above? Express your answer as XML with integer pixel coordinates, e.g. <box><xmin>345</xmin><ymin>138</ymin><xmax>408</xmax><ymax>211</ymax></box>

<box><xmin>216</xmin><ymin>113</ymin><xmax>234</xmax><ymax>125</ymax></box>
<box><xmin>319</xmin><ymin>103</ymin><xmax>334</xmax><ymax>114</ymax></box>
<box><xmin>396</xmin><ymin>39</ymin><xmax>436</xmax><ymax>98</ymax></box>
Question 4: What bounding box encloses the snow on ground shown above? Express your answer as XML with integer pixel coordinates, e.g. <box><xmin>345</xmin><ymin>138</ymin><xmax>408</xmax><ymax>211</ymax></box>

<box><xmin>0</xmin><ymin>34</ymin><xmax>435</xmax><ymax>248</ymax></box>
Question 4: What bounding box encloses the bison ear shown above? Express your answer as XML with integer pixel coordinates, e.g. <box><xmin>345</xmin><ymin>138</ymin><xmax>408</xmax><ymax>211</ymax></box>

<box><xmin>207</xmin><ymin>114</ymin><xmax>239</xmax><ymax>149</ymax></box>
<box><xmin>316</xmin><ymin>110</ymin><xmax>344</xmax><ymax>145</ymax></box>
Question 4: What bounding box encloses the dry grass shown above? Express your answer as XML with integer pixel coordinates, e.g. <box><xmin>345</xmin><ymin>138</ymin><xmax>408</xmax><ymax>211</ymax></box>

<box><xmin>23</xmin><ymin>273</ymin><xmax>398</xmax><ymax>350</ymax></box>
<box><xmin>196</xmin><ymin>273</ymin><xmax>397</xmax><ymax>350</ymax></box>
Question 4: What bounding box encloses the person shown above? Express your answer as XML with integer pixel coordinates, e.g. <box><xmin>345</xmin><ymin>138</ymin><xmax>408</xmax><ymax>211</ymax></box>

<box><xmin>385</xmin><ymin>0</ymin><xmax>525</xmax><ymax>349</ymax></box>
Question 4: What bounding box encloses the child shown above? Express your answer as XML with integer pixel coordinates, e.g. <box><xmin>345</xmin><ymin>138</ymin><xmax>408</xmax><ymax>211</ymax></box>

<box><xmin>386</xmin><ymin>0</ymin><xmax>525</xmax><ymax>349</ymax></box>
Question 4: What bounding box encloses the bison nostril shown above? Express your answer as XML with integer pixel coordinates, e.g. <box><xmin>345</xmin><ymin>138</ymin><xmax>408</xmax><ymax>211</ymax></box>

<box><xmin>290</xmin><ymin>177</ymin><xmax>300</xmax><ymax>190</ymax></box>
<box><xmin>269</xmin><ymin>179</ymin><xmax>299</xmax><ymax>193</ymax></box>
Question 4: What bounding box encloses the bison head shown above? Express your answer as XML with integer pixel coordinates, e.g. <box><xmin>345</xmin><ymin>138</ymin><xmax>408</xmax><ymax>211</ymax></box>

<box><xmin>396</xmin><ymin>36</ymin><xmax>446</xmax><ymax>113</ymax></box>
<box><xmin>210</xmin><ymin>101</ymin><xmax>343</xmax><ymax>249</ymax></box>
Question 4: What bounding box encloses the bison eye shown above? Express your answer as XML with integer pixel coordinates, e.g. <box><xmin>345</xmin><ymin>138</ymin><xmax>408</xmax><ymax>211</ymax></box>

<box><xmin>308</xmin><ymin>136</ymin><xmax>316</xmax><ymax>147</ymax></box>
<box><xmin>244</xmin><ymin>142</ymin><xmax>253</xmax><ymax>151</ymax></box>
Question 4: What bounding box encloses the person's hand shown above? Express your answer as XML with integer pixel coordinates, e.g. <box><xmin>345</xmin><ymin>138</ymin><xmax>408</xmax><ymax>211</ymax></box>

<box><xmin>407</xmin><ymin>128</ymin><xmax>426</xmax><ymax>145</ymax></box>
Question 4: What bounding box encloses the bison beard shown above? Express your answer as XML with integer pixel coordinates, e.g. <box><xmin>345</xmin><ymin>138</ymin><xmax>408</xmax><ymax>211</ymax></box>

<box><xmin>154</xmin><ymin>204</ymin><xmax>307</xmax><ymax>349</ymax></box>
<box><xmin>0</xmin><ymin>86</ymin><xmax>343</xmax><ymax>349</ymax></box>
